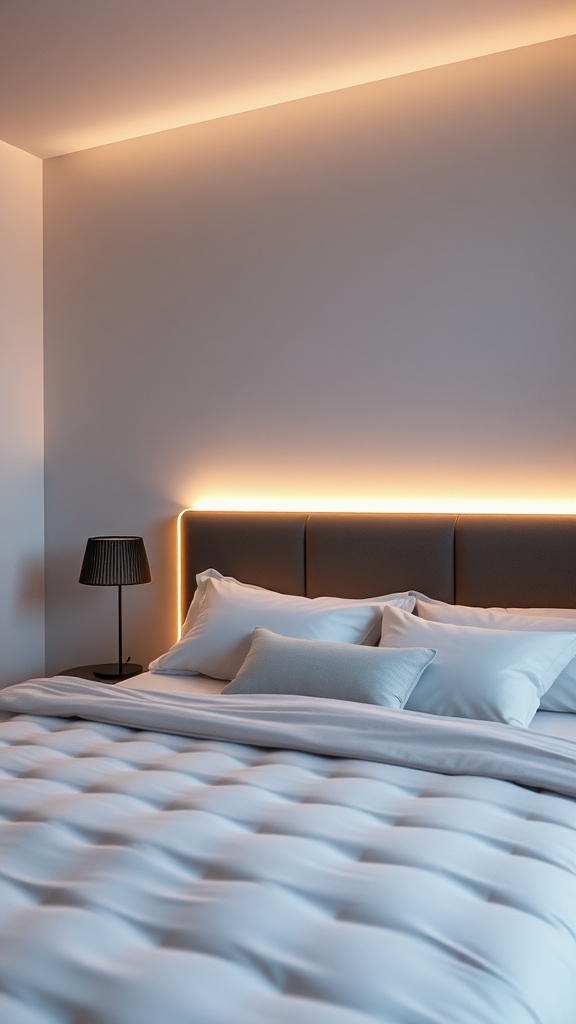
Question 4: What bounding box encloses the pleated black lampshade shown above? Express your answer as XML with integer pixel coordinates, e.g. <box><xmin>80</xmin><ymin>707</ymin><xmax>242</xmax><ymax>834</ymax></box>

<box><xmin>78</xmin><ymin>536</ymin><xmax>151</xmax><ymax>681</ymax></box>
<box><xmin>79</xmin><ymin>537</ymin><xmax>152</xmax><ymax>587</ymax></box>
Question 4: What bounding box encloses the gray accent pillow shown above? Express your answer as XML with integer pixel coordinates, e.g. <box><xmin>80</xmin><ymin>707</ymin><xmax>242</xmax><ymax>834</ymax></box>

<box><xmin>222</xmin><ymin>628</ymin><xmax>436</xmax><ymax>708</ymax></box>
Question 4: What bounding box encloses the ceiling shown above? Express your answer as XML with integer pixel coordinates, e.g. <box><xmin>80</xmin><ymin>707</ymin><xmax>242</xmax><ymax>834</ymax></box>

<box><xmin>1</xmin><ymin>0</ymin><xmax>575</xmax><ymax>159</ymax></box>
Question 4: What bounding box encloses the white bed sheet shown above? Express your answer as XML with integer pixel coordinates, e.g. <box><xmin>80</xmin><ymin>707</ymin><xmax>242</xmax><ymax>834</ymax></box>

<box><xmin>1</xmin><ymin>677</ymin><xmax>576</xmax><ymax>1024</ymax></box>
<box><xmin>530</xmin><ymin>709</ymin><xmax>576</xmax><ymax>740</ymax></box>
<box><xmin>120</xmin><ymin>668</ymin><xmax>225</xmax><ymax>696</ymax></box>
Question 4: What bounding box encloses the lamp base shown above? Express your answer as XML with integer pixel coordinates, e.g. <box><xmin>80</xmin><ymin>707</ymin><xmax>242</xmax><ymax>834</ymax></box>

<box><xmin>93</xmin><ymin>663</ymin><xmax>143</xmax><ymax>681</ymax></box>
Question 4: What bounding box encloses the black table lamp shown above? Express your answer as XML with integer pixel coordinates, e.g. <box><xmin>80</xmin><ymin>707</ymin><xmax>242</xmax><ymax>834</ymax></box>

<box><xmin>79</xmin><ymin>536</ymin><xmax>152</xmax><ymax>680</ymax></box>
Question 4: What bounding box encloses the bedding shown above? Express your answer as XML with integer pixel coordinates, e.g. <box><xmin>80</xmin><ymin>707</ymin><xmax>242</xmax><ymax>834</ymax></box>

<box><xmin>1</xmin><ymin>677</ymin><xmax>576</xmax><ymax>1024</ymax></box>
<box><xmin>415</xmin><ymin>596</ymin><xmax>576</xmax><ymax>712</ymax></box>
<box><xmin>150</xmin><ymin>568</ymin><xmax>415</xmax><ymax>679</ymax></box>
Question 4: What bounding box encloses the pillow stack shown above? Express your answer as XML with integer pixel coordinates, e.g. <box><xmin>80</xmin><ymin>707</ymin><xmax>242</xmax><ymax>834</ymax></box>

<box><xmin>150</xmin><ymin>569</ymin><xmax>576</xmax><ymax>726</ymax></box>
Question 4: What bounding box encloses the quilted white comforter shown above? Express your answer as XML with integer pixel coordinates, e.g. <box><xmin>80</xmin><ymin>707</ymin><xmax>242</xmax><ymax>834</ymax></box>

<box><xmin>1</xmin><ymin>678</ymin><xmax>576</xmax><ymax>1024</ymax></box>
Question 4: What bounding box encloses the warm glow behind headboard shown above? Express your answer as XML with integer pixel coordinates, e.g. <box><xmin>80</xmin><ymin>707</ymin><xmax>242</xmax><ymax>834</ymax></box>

<box><xmin>192</xmin><ymin>496</ymin><xmax>576</xmax><ymax>515</ymax></box>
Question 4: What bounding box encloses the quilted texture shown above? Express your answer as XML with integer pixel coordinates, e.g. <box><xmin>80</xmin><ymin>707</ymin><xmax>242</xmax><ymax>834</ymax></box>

<box><xmin>1</xmin><ymin>710</ymin><xmax>576</xmax><ymax>1023</ymax></box>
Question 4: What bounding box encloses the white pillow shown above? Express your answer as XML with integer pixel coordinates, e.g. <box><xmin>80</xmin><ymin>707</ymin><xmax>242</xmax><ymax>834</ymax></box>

<box><xmin>416</xmin><ymin>597</ymin><xmax>576</xmax><ymax>712</ymax></box>
<box><xmin>379</xmin><ymin>605</ymin><xmax>576</xmax><ymax>726</ymax></box>
<box><xmin>222</xmin><ymin>628</ymin><xmax>436</xmax><ymax>707</ymax></box>
<box><xmin>181</xmin><ymin>569</ymin><xmax>415</xmax><ymax>635</ymax></box>
<box><xmin>151</xmin><ymin>570</ymin><xmax>415</xmax><ymax>681</ymax></box>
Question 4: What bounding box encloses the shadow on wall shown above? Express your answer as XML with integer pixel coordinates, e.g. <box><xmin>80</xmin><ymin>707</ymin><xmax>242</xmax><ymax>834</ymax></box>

<box><xmin>17</xmin><ymin>554</ymin><xmax>45</xmax><ymax>612</ymax></box>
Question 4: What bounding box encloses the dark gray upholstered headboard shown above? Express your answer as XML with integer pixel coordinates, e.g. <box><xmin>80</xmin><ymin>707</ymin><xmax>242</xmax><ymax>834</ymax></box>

<box><xmin>179</xmin><ymin>512</ymin><xmax>576</xmax><ymax>625</ymax></box>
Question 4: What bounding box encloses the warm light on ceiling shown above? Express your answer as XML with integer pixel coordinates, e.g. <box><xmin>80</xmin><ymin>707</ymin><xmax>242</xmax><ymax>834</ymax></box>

<box><xmin>50</xmin><ymin>20</ymin><xmax>576</xmax><ymax>156</ymax></box>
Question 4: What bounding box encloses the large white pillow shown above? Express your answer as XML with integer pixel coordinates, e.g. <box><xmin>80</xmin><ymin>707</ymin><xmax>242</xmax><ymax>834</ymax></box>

<box><xmin>150</xmin><ymin>570</ymin><xmax>415</xmax><ymax>681</ymax></box>
<box><xmin>222</xmin><ymin>628</ymin><xmax>436</xmax><ymax>707</ymax></box>
<box><xmin>181</xmin><ymin>570</ymin><xmax>414</xmax><ymax>635</ymax></box>
<box><xmin>379</xmin><ymin>605</ymin><xmax>576</xmax><ymax>726</ymax></box>
<box><xmin>416</xmin><ymin>597</ymin><xmax>576</xmax><ymax>712</ymax></box>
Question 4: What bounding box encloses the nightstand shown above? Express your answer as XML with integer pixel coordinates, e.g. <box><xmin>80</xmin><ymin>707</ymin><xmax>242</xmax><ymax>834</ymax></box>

<box><xmin>59</xmin><ymin>665</ymin><xmax>144</xmax><ymax>684</ymax></box>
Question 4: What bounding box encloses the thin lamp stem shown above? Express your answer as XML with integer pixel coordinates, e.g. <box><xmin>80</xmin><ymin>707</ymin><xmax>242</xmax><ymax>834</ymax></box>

<box><xmin>117</xmin><ymin>584</ymin><xmax>123</xmax><ymax>675</ymax></box>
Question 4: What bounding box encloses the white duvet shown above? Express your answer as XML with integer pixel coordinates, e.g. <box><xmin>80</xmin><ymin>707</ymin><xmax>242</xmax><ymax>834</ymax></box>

<box><xmin>1</xmin><ymin>677</ymin><xmax>576</xmax><ymax>1024</ymax></box>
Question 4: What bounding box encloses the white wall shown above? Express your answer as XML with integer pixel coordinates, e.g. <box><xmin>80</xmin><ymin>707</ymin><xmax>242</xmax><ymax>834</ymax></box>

<box><xmin>43</xmin><ymin>37</ymin><xmax>576</xmax><ymax>673</ymax></box>
<box><xmin>0</xmin><ymin>142</ymin><xmax>44</xmax><ymax>685</ymax></box>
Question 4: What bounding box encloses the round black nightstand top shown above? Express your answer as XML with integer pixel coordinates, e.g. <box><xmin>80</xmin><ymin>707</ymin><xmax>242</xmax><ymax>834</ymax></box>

<box><xmin>59</xmin><ymin>665</ymin><xmax>144</xmax><ymax>684</ymax></box>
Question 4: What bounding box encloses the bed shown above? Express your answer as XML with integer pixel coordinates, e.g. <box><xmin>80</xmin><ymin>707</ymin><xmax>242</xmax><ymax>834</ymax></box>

<box><xmin>1</xmin><ymin>511</ymin><xmax>576</xmax><ymax>1024</ymax></box>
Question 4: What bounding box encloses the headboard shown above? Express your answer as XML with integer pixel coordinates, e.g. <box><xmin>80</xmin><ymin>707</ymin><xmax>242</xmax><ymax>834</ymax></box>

<box><xmin>179</xmin><ymin>512</ymin><xmax>576</xmax><ymax>624</ymax></box>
